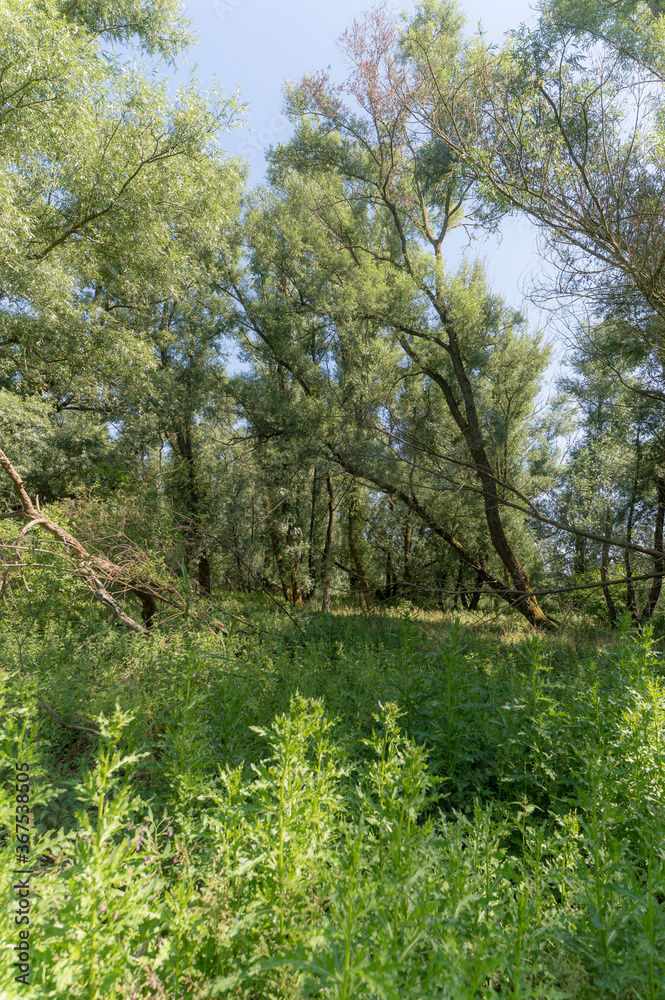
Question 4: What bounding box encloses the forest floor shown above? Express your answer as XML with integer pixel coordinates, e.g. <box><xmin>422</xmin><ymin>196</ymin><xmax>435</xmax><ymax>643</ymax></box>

<box><xmin>2</xmin><ymin>590</ymin><xmax>665</xmax><ymax>999</ymax></box>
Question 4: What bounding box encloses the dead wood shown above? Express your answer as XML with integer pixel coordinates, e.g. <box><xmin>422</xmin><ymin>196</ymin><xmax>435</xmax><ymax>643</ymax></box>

<box><xmin>0</xmin><ymin>444</ymin><xmax>198</xmax><ymax>635</ymax></box>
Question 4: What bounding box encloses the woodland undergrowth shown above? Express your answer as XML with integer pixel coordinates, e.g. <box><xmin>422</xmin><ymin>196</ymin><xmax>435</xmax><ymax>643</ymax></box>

<box><xmin>2</xmin><ymin>584</ymin><xmax>665</xmax><ymax>999</ymax></box>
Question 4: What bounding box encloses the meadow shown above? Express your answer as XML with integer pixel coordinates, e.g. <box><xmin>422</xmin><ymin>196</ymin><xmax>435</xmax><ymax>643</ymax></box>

<box><xmin>2</xmin><ymin>579</ymin><xmax>665</xmax><ymax>999</ymax></box>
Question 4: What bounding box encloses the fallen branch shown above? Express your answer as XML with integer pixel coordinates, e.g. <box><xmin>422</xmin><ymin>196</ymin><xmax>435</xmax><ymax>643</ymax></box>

<box><xmin>0</xmin><ymin>444</ymin><xmax>156</xmax><ymax>634</ymax></box>
<box><xmin>35</xmin><ymin>694</ymin><xmax>101</xmax><ymax>737</ymax></box>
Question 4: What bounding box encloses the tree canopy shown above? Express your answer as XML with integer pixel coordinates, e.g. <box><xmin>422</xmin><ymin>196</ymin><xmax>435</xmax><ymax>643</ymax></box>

<box><xmin>2</xmin><ymin>0</ymin><xmax>665</xmax><ymax>632</ymax></box>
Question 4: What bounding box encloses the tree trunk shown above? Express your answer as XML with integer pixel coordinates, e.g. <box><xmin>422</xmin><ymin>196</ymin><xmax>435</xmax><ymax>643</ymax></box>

<box><xmin>140</xmin><ymin>593</ymin><xmax>157</xmax><ymax>629</ymax></box>
<box><xmin>331</xmin><ymin>446</ymin><xmax>555</xmax><ymax>628</ymax></box>
<box><xmin>165</xmin><ymin>425</ymin><xmax>212</xmax><ymax>596</ymax></box>
<box><xmin>625</xmin><ymin>430</ymin><xmax>641</xmax><ymax>621</ymax></box>
<box><xmin>286</xmin><ymin>518</ymin><xmax>303</xmax><ymax>608</ymax></box>
<box><xmin>402</xmin><ymin>512</ymin><xmax>413</xmax><ymax>598</ymax></box>
<box><xmin>453</xmin><ymin>563</ymin><xmax>463</xmax><ymax>610</ymax></box>
<box><xmin>264</xmin><ymin>488</ymin><xmax>291</xmax><ymax>602</ymax></box>
<box><xmin>573</xmin><ymin>535</ymin><xmax>586</xmax><ymax>576</ymax></box>
<box><xmin>323</xmin><ymin>469</ymin><xmax>336</xmax><ymax>613</ymax></box>
<box><xmin>601</xmin><ymin>506</ymin><xmax>618</xmax><ymax>628</ymax></box>
<box><xmin>445</xmin><ymin>327</ymin><xmax>556</xmax><ymax>627</ymax></box>
<box><xmin>347</xmin><ymin>477</ymin><xmax>372</xmax><ymax>611</ymax></box>
<box><xmin>403</xmin><ymin>520</ymin><xmax>412</xmax><ymax>592</ymax></box>
<box><xmin>642</xmin><ymin>470</ymin><xmax>665</xmax><ymax>620</ymax></box>
<box><xmin>399</xmin><ymin>327</ymin><xmax>557</xmax><ymax>630</ymax></box>
<box><xmin>198</xmin><ymin>553</ymin><xmax>212</xmax><ymax>598</ymax></box>
<box><xmin>468</xmin><ymin>570</ymin><xmax>484</xmax><ymax>611</ymax></box>
<box><xmin>308</xmin><ymin>465</ymin><xmax>318</xmax><ymax>587</ymax></box>
<box><xmin>386</xmin><ymin>550</ymin><xmax>397</xmax><ymax>601</ymax></box>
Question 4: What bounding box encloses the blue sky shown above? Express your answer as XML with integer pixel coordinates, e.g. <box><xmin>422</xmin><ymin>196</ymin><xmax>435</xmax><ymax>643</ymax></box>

<box><xmin>180</xmin><ymin>0</ymin><xmax>539</xmax><ymax>182</ymax></box>
<box><xmin>173</xmin><ymin>0</ymin><xmax>559</xmax><ymax>376</ymax></box>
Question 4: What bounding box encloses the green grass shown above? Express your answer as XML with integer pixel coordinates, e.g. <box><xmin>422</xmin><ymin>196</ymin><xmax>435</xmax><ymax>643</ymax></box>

<box><xmin>2</xmin><ymin>587</ymin><xmax>665</xmax><ymax>998</ymax></box>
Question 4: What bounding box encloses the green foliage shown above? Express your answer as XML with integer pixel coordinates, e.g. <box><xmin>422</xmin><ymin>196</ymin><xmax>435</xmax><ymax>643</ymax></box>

<box><xmin>4</xmin><ymin>600</ymin><xmax>665</xmax><ymax>997</ymax></box>
<box><xmin>0</xmin><ymin>0</ymin><xmax>242</xmax><ymax>415</ymax></box>
<box><xmin>6</xmin><ymin>0</ymin><xmax>665</xmax><ymax>995</ymax></box>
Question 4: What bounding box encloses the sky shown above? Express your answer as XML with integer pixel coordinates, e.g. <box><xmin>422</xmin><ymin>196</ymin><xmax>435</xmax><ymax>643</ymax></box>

<box><xmin>171</xmin><ymin>0</ymin><xmax>561</xmax><ymax>378</ymax></box>
<box><xmin>180</xmin><ymin>0</ymin><xmax>539</xmax><ymax>185</ymax></box>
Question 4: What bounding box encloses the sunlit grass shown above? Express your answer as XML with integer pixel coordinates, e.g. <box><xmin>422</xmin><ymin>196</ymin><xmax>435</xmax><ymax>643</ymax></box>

<box><xmin>2</xmin><ymin>592</ymin><xmax>665</xmax><ymax>998</ymax></box>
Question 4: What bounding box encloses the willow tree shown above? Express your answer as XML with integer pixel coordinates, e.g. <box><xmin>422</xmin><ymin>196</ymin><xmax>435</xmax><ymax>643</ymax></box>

<box><xmin>554</xmin><ymin>333</ymin><xmax>665</xmax><ymax>624</ymax></box>
<box><xmin>0</xmin><ymin>0</ymin><xmax>241</xmax><ymax>409</ymax></box>
<box><xmin>221</xmin><ymin>6</ymin><xmax>561</xmax><ymax>627</ymax></box>
<box><xmin>402</xmin><ymin>0</ymin><xmax>665</xmax><ymax>326</ymax></box>
<box><xmin>0</xmin><ymin>0</ymin><xmax>243</xmax><ymax>622</ymax></box>
<box><xmin>398</xmin><ymin>0</ymin><xmax>665</xmax><ymax>612</ymax></box>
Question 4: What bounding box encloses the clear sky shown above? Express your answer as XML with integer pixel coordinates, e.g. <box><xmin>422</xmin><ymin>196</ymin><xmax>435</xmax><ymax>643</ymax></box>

<box><xmin>174</xmin><ymin>0</ymin><xmax>559</xmax><ymax>373</ymax></box>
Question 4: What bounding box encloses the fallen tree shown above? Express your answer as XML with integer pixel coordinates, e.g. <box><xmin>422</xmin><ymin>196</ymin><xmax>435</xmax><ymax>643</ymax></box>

<box><xmin>1</xmin><ymin>444</ymin><xmax>191</xmax><ymax>634</ymax></box>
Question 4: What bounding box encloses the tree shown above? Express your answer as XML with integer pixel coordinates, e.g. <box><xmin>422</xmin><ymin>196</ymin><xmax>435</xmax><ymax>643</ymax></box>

<box><xmin>0</xmin><ymin>0</ymin><xmax>241</xmax><ymax>411</ymax></box>
<box><xmin>404</xmin><ymin>0</ymin><xmax>665</xmax><ymax>327</ymax></box>
<box><xmin>554</xmin><ymin>331</ymin><xmax>665</xmax><ymax>623</ymax></box>
<box><xmin>221</xmin><ymin>7</ymin><xmax>562</xmax><ymax>627</ymax></box>
<box><xmin>0</xmin><ymin>0</ymin><xmax>243</xmax><ymax>623</ymax></box>
<box><xmin>227</xmin><ymin>356</ymin><xmax>341</xmax><ymax>607</ymax></box>
<box><xmin>347</xmin><ymin>0</ymin><xmax>665</xmax><ymax>618</ymax></box>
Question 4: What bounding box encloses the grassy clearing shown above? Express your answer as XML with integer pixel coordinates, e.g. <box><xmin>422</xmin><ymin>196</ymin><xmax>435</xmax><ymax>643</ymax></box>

<box><xmin>2</xmin><ymin>589</ymin><xmax>665</xmax><ymax>998</ymax></box>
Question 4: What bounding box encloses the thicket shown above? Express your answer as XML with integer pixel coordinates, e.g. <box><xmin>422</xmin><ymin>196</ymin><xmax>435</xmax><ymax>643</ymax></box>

<box><xmin>4</xmin><ymin>0</ymin><xmax>665</xmax><ymax>995</ymax></box>
<box><xmin>2</xmin><ymin>580</ymin><xmax>665</xmax><ymax>999</ymax></box>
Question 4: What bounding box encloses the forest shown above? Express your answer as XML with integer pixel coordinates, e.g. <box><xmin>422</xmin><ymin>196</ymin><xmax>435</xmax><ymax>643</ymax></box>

<box><xmin>3</xmin><ymin>0</ymin><xmax>665</xmax><ymax>996</ymax></box>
